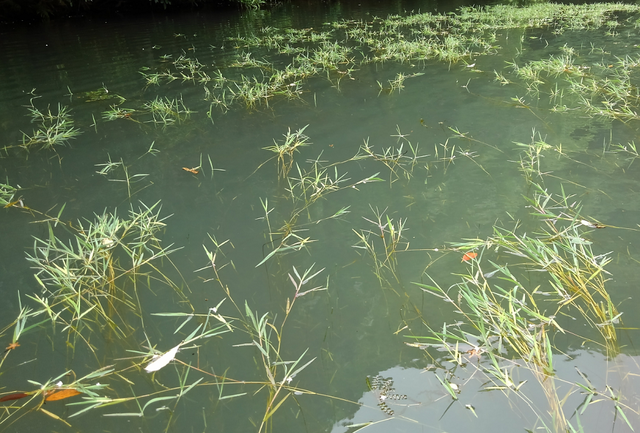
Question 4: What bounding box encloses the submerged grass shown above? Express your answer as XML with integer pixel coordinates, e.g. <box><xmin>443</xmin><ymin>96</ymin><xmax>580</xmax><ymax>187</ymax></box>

<box><xmin>410</xmin><ymin>180</ymin><xmax>628</xmax><ymax>431</ymax></box>
<box><xmin>406</xmin><ymin>118</ymin><xmax>632</xmax><ymax>431</ymax></box>
<box><xmin>25</xmin><ymin>201</ymin><xmax>185</xmax><ymax>354</ymax></box>
<box><xmin>4</xmin><ymin>3</ymin><xmax>640</xmax><ymax>433</ymax></box>
<box><xmin>143</xmin><ymin>95</ymin><xmax>193</xmax><ymax>126</ymax></box>
<box><xmin>126</xmin><ymin>2</ymin><xmax>640</xmax><ymax>142</ymax></box>
<box><xmin>20</xmin><ymin>102</ymin><xmax>81</xmax><ymax>150</ymax></box>
<box><xmin>0</xmin><ymin>182</ymin><xmax>18</xmax><ymax>207</ymax></box>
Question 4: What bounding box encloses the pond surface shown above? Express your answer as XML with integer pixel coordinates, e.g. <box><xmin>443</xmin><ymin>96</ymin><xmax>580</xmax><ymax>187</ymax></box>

<box><xmin>1</xmin><ymin>2</ymin><xmax>640</xmax><ymax>433</ymax></box>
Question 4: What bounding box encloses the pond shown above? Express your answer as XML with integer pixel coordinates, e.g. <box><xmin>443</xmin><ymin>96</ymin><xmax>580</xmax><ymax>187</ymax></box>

<box><xmin>1</xmin><ymin>2</ymin><xmax>640</xmax><ymax>432</ymax></box>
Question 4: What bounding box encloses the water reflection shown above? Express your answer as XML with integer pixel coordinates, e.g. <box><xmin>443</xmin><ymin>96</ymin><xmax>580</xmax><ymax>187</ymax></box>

<box><xmin>333</xmin><ymin>350</ymin><xmax>640</xmax><ymax>433</ymax></box>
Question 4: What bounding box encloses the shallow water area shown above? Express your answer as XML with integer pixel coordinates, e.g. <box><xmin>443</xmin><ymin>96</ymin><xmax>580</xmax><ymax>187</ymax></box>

<box><xmin>1</xmin><ymin>2</ymin><xmax>640</xmax><ymax>433</ymax></box>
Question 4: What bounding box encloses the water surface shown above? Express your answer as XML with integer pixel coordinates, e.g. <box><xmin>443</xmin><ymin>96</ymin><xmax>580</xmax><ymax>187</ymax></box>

<box><xmin>1</xmin><ymin>2</ymin><xmax>640</xmax><ymax>433</ymax></box>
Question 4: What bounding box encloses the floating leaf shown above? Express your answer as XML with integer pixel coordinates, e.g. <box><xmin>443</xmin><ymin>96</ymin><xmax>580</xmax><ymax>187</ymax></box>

<box><xmin>462</xmin><ymin>252</ymin><xmax>478</xmax><ymax>262</ymax></box>
<box><xmin>45</xmin><ymin>388</ymin><xmax>82</xmax><ymax>401</ymax></box>
<box><xmin>0</xmin><ymin>392</ymin><xmax>29</xmax><ymax>402</ymax></box>
<box><xmin>144</xmin><ymin>343</ymin><xmax>181</xmax><ymax>373</ymax></box>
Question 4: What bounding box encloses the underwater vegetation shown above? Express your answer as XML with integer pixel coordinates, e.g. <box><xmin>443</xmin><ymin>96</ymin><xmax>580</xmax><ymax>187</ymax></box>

<box><xmin>2</xmin><ymin>3</ymin><xmax>640</xmax><ymax>433</ymax></box>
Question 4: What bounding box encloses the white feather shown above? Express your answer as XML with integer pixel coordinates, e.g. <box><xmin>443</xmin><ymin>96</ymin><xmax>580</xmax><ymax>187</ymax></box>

<box><xmin>144</xmin><ymin>343</ymin><xmax>181</xmax><ymax>373</ymax></box>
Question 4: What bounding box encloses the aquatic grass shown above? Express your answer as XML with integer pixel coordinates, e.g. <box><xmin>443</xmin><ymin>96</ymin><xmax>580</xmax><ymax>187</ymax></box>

<box><xmin>358</xmin><ymin>126</ymin><xmax>429</xmax><ymax>183</ymax></box>
<box><xmin>506</xmin><ymin>130</ymin><xmax>621</xmax><ymax>355</ymax></box>
<box><xmin>0</xmin><ymin>365</ymin><xmax>113</xmax><ymax>428</ymax></box>
<box><xmin>0</xmin><ymin>182</ymin><xmax>18</xmax><ymax>207</ymax></box>
<box><xmin>197</xmin><ymin>244</ymin><xmax>329</xmax><ymax>432</ymax></box>
<box><xmin>425</xmin><ymin>125</ymin><xmax>497</xmax><ymax>178</ymax></box>
<box><xmin>445</xmin><ymin>187</ymin><xmax>620</xmax><ymax>357</ymax></box>
<box><xmin>257</xmin><ymin>127</ymin><xmax>384</xmax><ymax>268</ymax></box>
<box><xmin>133</xmin><ymin>3</ymin><xmax>640</xmax><ymax>127</ymax></box>
<box><xmin>1</xmin><ymin>251</ymin><xmax>345</xmax><ymax>432</ymax></box>
<box><xmin>413</xmin><ymin>264</ymin><xmax>568</xmax><ymax>432</ymax></box>
<box><xmin>3</xmin><ymin>211</ymin><xmax>401</xmax><ymax>432</ymax></box>
<box><xmin>503</xmin><ymin>45</ymin><xmax>640</xmax><ymax>124</ymax></box>
<box><xmin>25</xmin><ymin>201</ymin><xmax>185</xmax><ymax>353</ymax></box>
<box><xmin>380</xmin><ymin>72</ymin><xmax>407</xmax><ymax>94</ymax></box>
<box><xmin>311</xmin><ymin>41</ymin><xmax>354</xmax><ymax>71</ymax></box>
<box><xmin>239</xmin><ymin>0</ymin><xmax>265</xmax><ymax>10</ymax></box>
<box><xmin>233</xmin><ymin>265</ymin><xmax>324</xmax><ymax>433</ymax></box>
<box><xmin>70</xmin><ymin>85</ymin><xmax>125</xmax><ymax>105</ymax></box>
<box><xmin>229</xmin><ymin>74</ymin><xmax>272</xmax><ymax>109</ymax></box>
<box><xmin>514</xmin><ymin>129</ymin><xmax>553</xmax><ymax>184</ymax></box>
<box><xmin>145</xmin><ymin>8</ymin><xmax>640</xmax><ymax>137</ymax></box>
<box><xmin>139</xmin><ymin>68</ymin><xmax>178</xmax><ymax>87</ymax></box>
<box><xmin>285</xmin><ymin>163</ymin><xmax>347</xmax><ymax>209</ymax></box>
<box><xmin>102</xmin><ymin>105</ymin><xmax>137</xmax><ymax>122</ymax></box>
<box><xmin>95</xmin><ymin>156</ymin><xmax>150</xmax><ymax>198</ymax></box>
<box><xmin>143</xmin><ymin>95</ymin><xmax>193</xmax><ymax>127</ymax></box>
<box><xmin>173</xmin><ymin>54</ymin><xmax>207</xmax><ymax>82</ymax></box>
<box><xmin>274</xmin><ymin>145</ymin><xmax>418</xmax><ymax>278</ymax></box>
<box><xmin>20</xmin><ymin>102</ymin><xmax>82</xmax><ymax>150</ymax></box>
<box><xmin>205</xmin><ymin>86</ymin><xmax>231</xmax><ymax>114</ymax></box>
<box><xmin>263</xmin><ymin>125</ymin><xmax>311</xmax><ymax>179</ymax></box>
<box><xmin>230</xmin><ymin>51</ymin><xmax>272</xmax><ymax>70</ymax></box>
<box><xmin>606</xmin><ymin>140</ymin><xmax>639</xmax><ymax>169</ymax></box>
<box><xmin>416</xmin><ymin>266</ymin><xmax>568</xmax><ymax>432</ymax></box>
<box><xmin>407</xmin><ymin>114</ymin><xmax>627</xmax><ymax>428</ymax></box>
<box><xmin>353</xmin><ymin>206</ymin><xmax>408</xmax><ymax>287</ymax></box>
<box><xmin>62</xmin><ymin>312</ymin><xmax>230</xmax><ymax>420</ymax></box>
<box><xmin>202</xmin><ymin>66</ymin><xmax>305</xmax><ymax>114</ymax></box>
<box><xmin>507</xmin><ymin>184</ymin><xmax>619</xmax><ymax>354</ymax></box>
<box><xmin>0</xmin><ymin>298</ymin><xmax>48</xmax><ymax>372</ymax></box>
<box><xmin>456</xmin><ymin>3</ymin><xmax>640</xmax><ymax>32</ymax></box>
<box><xmin>7</xmin><ymin>4</ymin><xmax>640</xmax><ymax>432</ymax></box>
<box><xmin>254</xmin><ymin>215</ymin><xmax>316</xmax><ymax>269</ymax></box>
<box><xmin>410</xmin><ymin>184</ymin><xmax>624</xmax><ymax>431</ymax></box>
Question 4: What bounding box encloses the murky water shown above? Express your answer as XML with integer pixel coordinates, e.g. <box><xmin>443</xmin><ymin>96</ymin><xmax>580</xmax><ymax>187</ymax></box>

<box><xmin>1</xmin><ymin>2</ymin><xmax>640</xmax><ymax>433</ymax></box>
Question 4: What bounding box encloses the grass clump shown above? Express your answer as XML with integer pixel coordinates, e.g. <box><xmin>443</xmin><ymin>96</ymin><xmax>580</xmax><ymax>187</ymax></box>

<box><xmin>143</xmin><ymin>95</ymin><xmax>193</xmax><ymax>126</ymax></box>
<box><xmin>408</xmin><ymin>127</ymin><xmax>626</xmax><ymax>431</ymax></box>
<box><xmin>263</xmin><ymin>125</ymin><xmax>311</xmax><ymax>179</ymax></box>
<box><xmin>494</xmin><ymin>183</ymin><xmax>619</xmax><ymax>353</ymax></box>
<box><xmin>412</xmin><ymin>185</ymin><xmax>624</xmax><ymax>431</ymax></box>
<box><xmin>20</xmin><ymin>102</ymin><xmax>81</xmax><ymax>150</ymax></box>
<box><xmin>25</xmin><ymin>201</ymin><xmax>184</xmax><ymax>352</ymax></box>
<box><xmin>0</xmin><ymin>182</ymin><xmax>18</xmax><ymax>207</ymax></box>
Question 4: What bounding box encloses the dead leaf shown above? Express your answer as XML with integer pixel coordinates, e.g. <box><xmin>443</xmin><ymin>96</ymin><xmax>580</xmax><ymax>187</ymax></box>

<box><xmin>45</xmin><ymin>389</ymin><xmax>82</xmax><ymax>402</ymax></box>
<box><xmin>462</xmin><ymin>252</ymin><xmax>478</xmax><ymax>262</ymax></box>
<box><xmin>0</xmin><ymin>392</ymin><xmax>29</xmax><ymax>403</ymax></box>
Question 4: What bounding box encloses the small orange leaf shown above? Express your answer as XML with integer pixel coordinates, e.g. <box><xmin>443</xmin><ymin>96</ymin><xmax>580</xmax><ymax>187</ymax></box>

<box><xmin>45</xmin><ymin>389</ymin><xmax>82</xmax><ymax>402</ymax></box>
<box><xmin>5</xmin><ymin>342</ymin><xmax>19</xmax><ymax>351</ymax></box>
<box><xmin>182</xmin><ymin>167</ymin><xmax>199</xmax><ymax>174</ymax></box>
<box><xmin>462</xmin><ymin>252</ymin><xmax>478</xmax><ymax>262</ymax></box>
<box><xmin>0</xmin><ymin>392</ymin><xmax>29</xmax><ymax>403</ymax></box>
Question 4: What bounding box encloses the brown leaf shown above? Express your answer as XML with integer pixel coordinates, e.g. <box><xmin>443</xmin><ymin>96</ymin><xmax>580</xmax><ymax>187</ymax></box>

<box><xmin>0</xmin><ymin>392</ymin><xmax>29</xmax><ymax>403</ymax></box>
<box><xmin>45</xmin><ymin>389</ymin><xmax>82</xmax><ymax>402</ymax></box>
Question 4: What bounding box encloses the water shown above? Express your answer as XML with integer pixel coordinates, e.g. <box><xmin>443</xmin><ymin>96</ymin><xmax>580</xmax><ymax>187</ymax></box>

<box><xmin>1</xmin><ymin>2</ymin><xmax>640</xmax><ymax>432</ymax></box>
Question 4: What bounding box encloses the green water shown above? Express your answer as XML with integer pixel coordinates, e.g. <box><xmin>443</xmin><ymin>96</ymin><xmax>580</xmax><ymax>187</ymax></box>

<box><xmin>1</xmin><ymin>2</ymin><xmax>640</xmax><ymax>432</ymax></box>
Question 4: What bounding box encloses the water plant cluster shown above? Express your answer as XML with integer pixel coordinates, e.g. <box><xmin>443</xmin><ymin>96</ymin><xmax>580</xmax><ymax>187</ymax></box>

<box><xmin>20</xmin><ymin>101</ymin><xmax>82</xmax><ymax>151</ymax></box>
<box><xmin>118</xmin><ymin>2</ymin><xmax>640</xmax><ymax>134</ymax></box>
<box><xmin>2</xmin><ymin>3</ymin><xmax>640</xmax><ymax>433</ymax></box>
